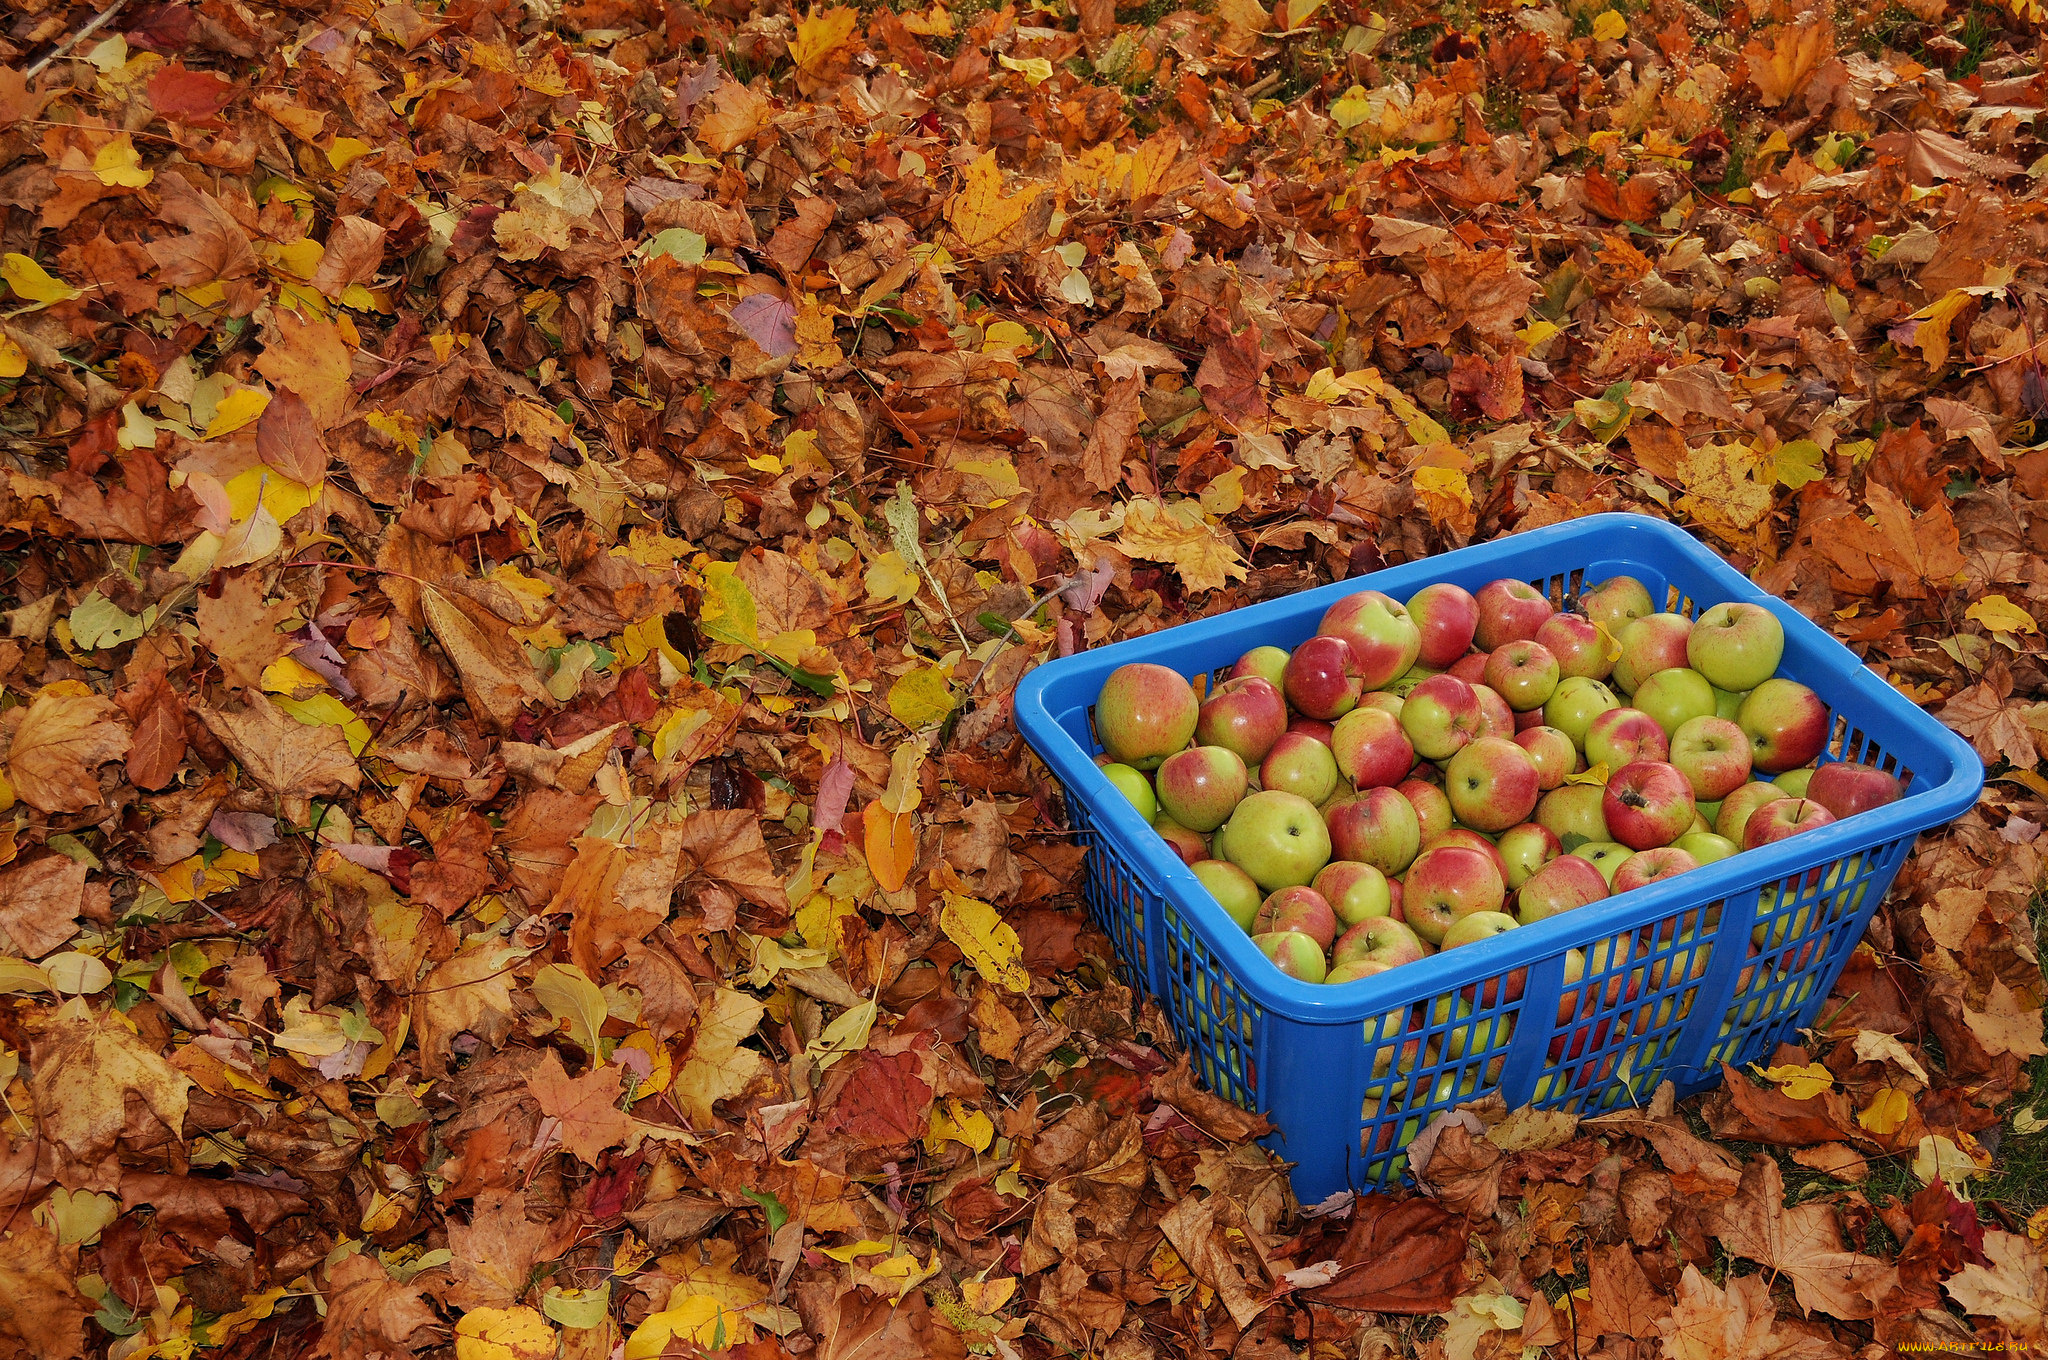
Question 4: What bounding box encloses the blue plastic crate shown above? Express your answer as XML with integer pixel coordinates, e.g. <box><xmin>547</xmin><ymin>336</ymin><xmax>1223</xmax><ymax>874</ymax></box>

<box><xmin>1014</xmin><ymin>513</ymin><xmax>1983</xmax><ymax>1204</ymax></box>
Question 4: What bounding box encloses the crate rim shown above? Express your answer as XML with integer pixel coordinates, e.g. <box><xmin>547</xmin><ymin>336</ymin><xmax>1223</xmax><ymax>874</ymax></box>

<box><xmin>1014</xmin><ymin>512</ymin><xmax>1986</xmax><ymax>1025</ymax></box>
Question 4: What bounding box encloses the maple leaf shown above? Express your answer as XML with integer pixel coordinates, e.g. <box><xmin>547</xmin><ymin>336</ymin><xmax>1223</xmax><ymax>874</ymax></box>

<box><xmin>1672</xmin><ymin>441</ymin><xmax>1776</xmax><ymax>548</ymax></box>
<box><xmin>946</xmin><ymin>151</ymin><xmax>1053</xmax><ymax>256</ymax></box>
<box><xmin>673</xmin><ymin>987</ymin><xmax>769</xmax><ymax>1125</ymax></box>
<box><xmin>411</xmin><ymin>939</ymin><xmax>519</xmax><ymax>1076</ymax></box>
<box><xmin>1962</xmin><ymin>980</ymin><xmax>2048</xmax><ymax>1059</ymax></box>
<box><xmin>1947</xmin><ymin>1229</ymin><xmax>2048</xmax><ymax>1339</ymax></box>
<box><xmin>674</xmin><ymin>809</ymin><xmax>789</xmax><ymax>913</ymax></box>
<box><xmin>199</xmin><ymin>696</ymin><xmax>360</xmax><ymax>797</ymax></box>
<box><xmin>1194</xmin><ymin>312</ymin><xmax>1271</xmax><ymax>424</ymax></box>
<box><xmin>4</xmin><ymin>689</ymin><xmax>126</xmax><ymax>813</ymax></box>
<box><xmin>197</xmin><ymin>570</ymin><xmax>295</xmax><ymax>693</ymax></box>
<box><xmin>1704</xmin><ymin>1157</ymin><xmax>1896</xmax><ymax>1319</ymax></box>
<box><xmin>530</xmin><ymin>1049</ymin><xmax>635</xmax><ymax>1165</ymax></box>
<box><xmin>696</xmin><ymin>81</ymin><xmax>774</xmax><ymax>155</ymax></box>
<box><xmin>1083</xmin><ymin>375</ymin><xmax>1143</xmax><ymax>491</ymax></box>
<box><xmin>1116</xmin><ymin>496</ymin><xmax>1248</xmax><ymax>594</ymax></box>
<box><xmin>0</xmin><ymin>1224</ymin><xmax>89</xmax><ymax>1355</ymax></box>
<box><xmin>30</xmin><ymin>1000</ymin><xmax>191</xmax><ymax>1176</ymax></box>
<box><xmin>1743</xmin><ymin>22</ymin><xmax>1834</xmax><ymax>107</ymax></box>
<box><xmin>254</xmin><ymin>308</ymin><xmax>354</xmax><ymax>429</ymax></box>
<box><xmin>1940</xmin><ymin>678</ymin><xmax>2040</xmax><ymax>768</ymax></box>
<box><xmin>1814</xmin><ymin>482</ymin><xmax>1965</xmax><ymax>600</ymax></box>
<box><xmin>309</xmin><ymin>1254</ymin><xmax>444</xmax><ymax>1359</ymax></box>
<box><xmin>0</xmin><ymin>855</ymin><xmax>94</xmax><ymax>958</ymax></box>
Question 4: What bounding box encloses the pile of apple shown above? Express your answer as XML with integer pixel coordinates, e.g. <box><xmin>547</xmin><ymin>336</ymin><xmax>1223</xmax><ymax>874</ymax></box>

<box><xmin>1092</xmin><ymin>574</ymin><xmax>1903</xmax><ymax>1017</ymax></box>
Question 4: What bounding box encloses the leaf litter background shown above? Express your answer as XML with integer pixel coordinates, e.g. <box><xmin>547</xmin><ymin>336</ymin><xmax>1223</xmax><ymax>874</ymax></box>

<box><xmin>1</xmin><ymin>0</ymin><xmax>2048</xmax><ymax>1351</ymax></box>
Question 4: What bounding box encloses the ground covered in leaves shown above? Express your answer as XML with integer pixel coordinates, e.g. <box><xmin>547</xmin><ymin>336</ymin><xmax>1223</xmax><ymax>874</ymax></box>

<box><xmin>0</xmin><ymin>0</ymin><xmax>2047</xmax><ymax>1352</ymax></box>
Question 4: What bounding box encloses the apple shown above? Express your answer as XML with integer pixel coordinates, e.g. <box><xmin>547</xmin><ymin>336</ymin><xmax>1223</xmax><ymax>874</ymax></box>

<box><xmin>1331</xmin><ymin>706</ymin><xmax>1417</xmax><ymax>789</ymax></box>
<box><xmin>1612</xmin><ymin>612</ymin><xmax>1694</xmax><ymax>694</ymax></box>
<box><xmin>1687</xmin><ymin>601</ymin><xmax>1785</xmax><ymax>693</ymax></box>
<box><xmin>1398</xmin><ymin>778</ymin><xmax>1455</xmax><ymax>842</ymax></box>
<box><xmin>1516</xmin><ymin>854</ymin><xmax>1609</xmax><ymax>925</ymax></box>
<box><xmin>1513</xmin><ymin>705</ymin><xmax>1547</xmax><ymax>733</ymax></box>
<box><xmin>1475</xmin><ymin>578</ymin><xmax>1555</xmax><ymax>650</ymax></box>
<box><xmin>1544</xmin><ymin>677</ymin><xmax>1621</xmax><ymax>749</ymax></box>
<box><xmin>1444</xmin><ymin>736</ymin><xmax>1541</xmax><ymax>832</ymax></box>
<box><xmin>1444</xmin><ymin>910</ymin><xmax>1522</xmax><ymax>1002</ymax></box>
<box><xmin>1260</xmin><ymin>731</ymin><xmax>1340</xmax><ymax>805</ymax></box>
<box><xmin>1191</xmin><ymin>859</ymin><xmax>1263</xmax><ymax>932</ymax></box>
<box><xmin>1673</xmin><ymin>830</ymin><xmax>1739</xmax><ymax>865</ymax></box>
<box><xmin>1714</xmin><ymin>686</ymin><xmax>1746</xmax><ymax>720</ymax></box>
<box><xmin>1284</xmin><ymin>635</ymin><xmax>1366</xmax><ymax>720</ymax></box>
<box><xmin>1774</xmin><ymin>768</ymin><xmax>1814</xmax><ymax>799</ymax></box>
<box><xmin>1742</xmin><ymin>796</ymin><xmax>1835</xmax><ymax>851</ymax></box>
<box><xmin>1806</xmin><ymin>761</ymin><xmax>1903</xmax><ymax>819</ymax></box>
<box><xmin>1253</xmin><ymin>885</ymin><xmax>1339</xmax><ymax>950</ymax></box>
<box><xmin>1496</xmin><ymin>821</ymin><xmax>1561</xmax><ymax>888</ymax></box>
<box><xmin>1230</xmin><ymin>646</ymin><xmax>1290</xmax><ymax>688</ymax></box>
<box><xmin>1612</xmin><ymin>846</ymin><xmax>1700</xmax><ymax>894</ymax></box>
<box><xmin>1333</xmin><ymin>915</ymin><xmax>1426</xmax><ymax>968</ymax></box>
<box><xmin>1287</xmin><ymin>716</ymin><xmax>1336</xmax><ymax>743</ymax></box>
<box><xmin>1713</xmin><ymin>781</ymin><xmax>1785</xmax><ymax>840</ymax></box>
<box><xmin>1737</xmin><ymin>678</ymin><xmax>1830</xmax><ymax>774</ymax></box>
<box><xmin>1325</xmin><ymin>787</ymin><xmax>1421</xmax><ymax>876</ymax></box>
<box><xmin>1429</xmin><ymin>994</ymin><xmax>1515</xmax><ymax>1060</ymax></box>
<box><xmin>1314</xmin><ymin>860</ymin><xmax>1393</xmax><ymax>926</ymax></box>
<box><xmin>1448</xmin><ymin>652</ymin><xmax>1491</xmax><ymax>685</ymax></box>
<box><xmin>1575</xmin><ymin>841</ymin><xmax>1634</xmax><ymax>885</ymax></box>
<box><xmin>1471</xmin><ymin>685</ymin><xmax>1517</xmax><ymax>741</ymax></box>
<box><xmin>1386</xmin><ymin>876</ymin><xmax>1406</xmax><ymax>922</ymax></box>
<box><xmin>1254</xmin><ymin>930</ymin><xmax>1328</xmax><ymax>983</ymax></box>
<box><xmin>1632</xmin><ymin>667</ymin><xmax>1717</xmax><ymax>737</ymax></box>
<box><xmin>1668</xmin><ymin>715</ymin><xmax>1753</xmax><ymax>802</ymax></box>
<box><xmin>1154</xmin><ymin>815</ymin><xmax>1207</xmax><ymax>864</ymax></box>
<box><xmin>1220</xmin><ymin>790</ymin><xmax>1332</xmax><ymax>890</ymax></box>
<box><xmin>1424</xmin><ymin>828</ymin><xmax>1510</xmax><ymax>879</ymax></box>
<box><xmin>1096</xmin><ymin>663</ymin><xmax>1200</xmax><ymax>768</ymax></box>
<box><xmin>1196</xmin><ymin>676</ymin><xmax>1289</xmax><ymax>766</ymax></box>
<box><xmin>1584</xmin><ymin>707</ymin><xmax>1671</xmax><ymax>769</ymax></box>
<box><xmin>1484</xmin><ymin>640</ymin><xmax>1561</xmax><ymax>712</ymax></box>
<box><xmin>1578</xmin><ymin>574</ymin><xmax>1655</xmax><ymax>639</ymax></box>
<box><xmin>1359</xmin><ymin>691</ymin><xmax>1405</xmax><ymax>720</ymax></box>
<box><xmin>1602</xmin><ymin>760</ymin><xmax>1697</xmax><ymax>850</ymax></box>
<box><xmin>1536</xmin><ymin>785</ymin><xmax>1611</xmax><ymax>844</ymax></box>
<box><xmin>1101</xmin><ymin>763</ymin><xmax>1157</xmax><ymax>820</ymax></box>
<box><xmin>1325</xmin><ymin>959</ymin><xmax>1393</xmax><ymax>986</ymax></box>
<box><xmin>1403</xmin><ymin>845</ymin><xmax>1507</xmax><ymax>946</ymax></box>
<box><xmin>1515</xmin><ymin>726</ymin><xmax>1578</xmax><ymax>790</ymax></box>
<box><xmin>1399</xmin><ymin>674</ymin><xmax>1484</xmax><ymax>761</ymax></box>
<box><xmin>1406</xmin><ymin>582</ymin><xmax>1482</xmax><ymax>669</ymax></box>
<box><xmin>1156</xmin><ymin>745</ymin><xmax>1248</xmax><ymax>833</ymax></box>
<box><xmin>1536</xmin><ymin>611</ymin><xmax>1614</xmax><ymax>682</ymax></box>
<box><xmin>1320</xmin><ymin>591</ymin><xmax>1422</xmax><ymax>690</ymax></box>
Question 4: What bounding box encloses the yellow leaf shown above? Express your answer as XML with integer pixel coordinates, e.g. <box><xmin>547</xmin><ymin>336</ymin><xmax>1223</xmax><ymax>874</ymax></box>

<box><xmin>793</xmin><ymin>296</ymin><xmax>843</xmax><ymax>369</ymax></box>
<box><xmin>925</xmin><ymin>1097</ymin><xmax>995</xmax><ymax>1154</ymax></box>
<box><xmin>223</xmin><ymin>463</ymin><xmax>319</xmax><ymax>523</ymax></box>
<box><xmin>946</xmin><ymin>150</ymin><xmax>1050</xmax><ymax>256</ymax></box>
<box><xmin>899</xmin><ymin>3</ymin><xmax>953</xmax><ymax>34</ymax></box>
<box><xmin>1591</xmin><ymin>8</ymin><xmax>1627</xmax><ymax>39</ymax></box>
<box><xmin>1412</xmin><ymin>464</ymin><xmax>1475</xmax><ymax>532</ymax></box>
<box><xmin>1565</xmin><ymin>761</ymin><xmax>1610</xmax><ymax>787</ymax></box>
<box><xmin>530</xmin><ymin>963</ymin><xmax>610</xmax><ymax>1058</ymax></box>
<box><xmin>864</xmin><ymin>550</ymin><xmax>921</xmax><ymax>607</ymax></box>
<box><xmin>1772</xmin><ymin>439</ymin><xmax>1826</xmax><ymax>490</ymax></box>
<box><xmin>821</xmin><ymin>1238</ymin><xmax>897</xmax><ymax>1263</ymax></box>
<box><xmin>1116</xmin><ymin>496</ymin><xmax>1247</xmax><ymax>595</ymax></box>
<box><xmin>327</xmin><ymin>138</ymin><xmax>376</xmax><ymax>172</ymax></box>
<box><xmin>1</xmin><ymin>254</ymin><xmax>81</xmax><ymax>305</ymax></box>
<box><xmin>1755</xmin><ymin>1061</ymin><xmax>1833</xmax><ymax>1100</ymax></box>
<box><xmin>1857</xmin><ymin>1086</ymin><xmax>1912</xmax><ymax>1136</ymax></box>
<box><xmin>888</xmin><ymin>664</ymin><xmax>955</xmax><ymax>730</ymax></box>
<box><xmin>959</xmin><ymin>1276</ymin><xmax>1017</xmax><ymax>1315</ymax></box>
<box><xmin>862</xmin><ymin>801</ymin><xmax>917</xmax><ymax>893</ymax></box>
<box><xmin>205</xmin><ymin>386</ymin><xmax>272</xmax><ymax>438</ymax></box>
<box><xmin>940</xmin><ymin>890</ymin><xmax>1030</xmax><ymax>995</ymax></box>
<box><xmin>698</xmin><ymin>561</ymin><xmax>761</xmax><ymax>649</ymax></box>
<box><xmin>454</xmin><ymin>1305</ymin><xmax>556</xmax><ymax>1360</ymax></box>
<box><xmin>0</xmin><ymin>333</ymin><xmax>25</xmax><ymax>378</ymax></box>
<box><xmin>262</xmin><ymin>656</ymin><xmax>328</xmax><ymax>695</ymax></box>
<box><xmin>791</xmin><ymin>5</ymin><xmax>859</xmax><ymax>74</ymax></box>
<box><xmin>1967</xmin><ymin>594</ymin><xmax>2039</xmax><ymax>636</ymax></box>
<box><xmin>1674</xmin><ymin>441</ymin><xmax>1775</xmax><ymax>547</ymax></box>
<box><xmin>1908</xmin><ymin>289</ymin><xmax>1972</xmax><ymax>370</ymax></box>
<box><xmin>271</xmin><ymin>693</ymin><xmax>371</xmax><ymax>754</ymax></box>
<box><xmin>671</xmin><ymin>987</ymin><xmax>767</xmax><ymax>1125</ymax></box>
<box><xmin>626</xmin><ymin>1298</ymin><xmax>731</xmax><ymax>1358</ymax></box>
<box><xmin>1914</xmin><ymin>1132</ymin><xmax>1987</xmax><ymax>1188</ymax></box>
<box><xmin>92</xmin><ymin>133</ymin><xmax>153</xmax><ymax>188</ymax></box>
<box><xmin>998</xmin><ymin>54</ymin><xmax>1055</xmax><ymax>85</ymax></box>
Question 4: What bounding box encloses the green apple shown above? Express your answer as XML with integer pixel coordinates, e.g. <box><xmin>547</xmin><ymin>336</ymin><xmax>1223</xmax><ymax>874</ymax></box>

<box><xmin>1221</xmin><ymin>790</ymin><xmax>1333</xmax><ymax>891</ymax></box>
<box><xmin>1536</xmin><ymin>784</ymin><xmax>1610</xmax><ymax>843</ymax></box>
<box><xmin>1575</xmin><ymin>841</ymin><xmax>1633</xmax><ymax>885</ymax></box>
<box><xmin>1192</xmin><ymin>859</ymin><xmax>1263</xmax><ymax>932</ymax></box>
<box><xmin>1687</xmin><ymin>602</ymin><xmax>1785</xmax><ymax>693</ymax></box>
<box><xmin>1674</xmin><ymin>830</ymin><xmax>1739</xmax><ymax>865</ymax></box>
<box><xmin>1101</xmin><ymin>763</ymin><xmax>1157</xmax><ymax>820</ymax></box>
<box><xmin>1544</xmin><ymin>676</ymin><xmax>1620</xmax><ymax>748</ymax></box>
<box><xmin>1633</xmin><ymin>667</ymin><xmax>1717</xmax><ymax>737</ymax></box>
<box><xmin>1773</xmin><ymin>767</ymin><xmax>1815</xmax><ymax>799</ymax></box>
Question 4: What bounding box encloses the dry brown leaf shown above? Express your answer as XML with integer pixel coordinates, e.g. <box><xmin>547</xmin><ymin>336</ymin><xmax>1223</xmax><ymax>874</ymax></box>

<box><xmin>5</xmin><ymin>689</ymin><xmax>125</xmax><ymax>813</ymax></box>
<box><xmin>0</xmin><ymin>855</ymin><xmax>92</xmax><ymax>958</ymax></box>
<box><xmin>199</xmin><ymin>696</ymin><xmax>360</xmax><ymax>797</ymax></box>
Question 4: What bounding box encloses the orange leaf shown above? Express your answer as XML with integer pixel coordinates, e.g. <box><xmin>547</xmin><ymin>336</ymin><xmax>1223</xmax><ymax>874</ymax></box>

<box><xmin>863</xmin><ymin>802</ymin><xmax>916</xmax><ymax>893</ymax></box>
